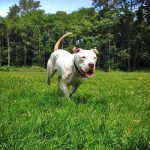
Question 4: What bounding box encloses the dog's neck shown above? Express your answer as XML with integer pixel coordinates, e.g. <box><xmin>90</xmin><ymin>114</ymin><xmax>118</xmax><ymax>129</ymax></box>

<box><xmin>73</xmin><ymin>56</ymin><xmax>85</xmax><ymax>78</ymax></box>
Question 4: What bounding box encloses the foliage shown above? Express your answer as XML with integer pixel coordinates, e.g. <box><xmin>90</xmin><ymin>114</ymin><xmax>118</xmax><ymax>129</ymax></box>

<box><xmin>0</xmin><ymin>0</ymin><xmax>150</xmax><ymax>70</ymax></box>
<box><xmin>0</xmin><ymin>68</ymin><xmax>150</xmax><ymax>149</ymax></box>
<box><xmin>0</xmin><ymin>66</ymin><xmax>19</xmax><ymax>72</ymax></box>
<box><xmin>0</xmin><ymin>65</ymin><xmax>45</xmax><ymax>72</ymax></box>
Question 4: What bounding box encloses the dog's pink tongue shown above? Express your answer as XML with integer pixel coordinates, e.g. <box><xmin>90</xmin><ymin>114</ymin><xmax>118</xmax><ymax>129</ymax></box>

<box><xmin>85</xmin><ymin>70</ymin><xmax>93</xmax><ymax>77</ymax></box>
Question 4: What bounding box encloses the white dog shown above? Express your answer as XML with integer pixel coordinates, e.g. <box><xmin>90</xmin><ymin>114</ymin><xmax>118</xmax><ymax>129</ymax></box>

<box><xmin>47</xmin><ymin>33</ymin><xmax>99</xmax><ymax>97</ymax></box>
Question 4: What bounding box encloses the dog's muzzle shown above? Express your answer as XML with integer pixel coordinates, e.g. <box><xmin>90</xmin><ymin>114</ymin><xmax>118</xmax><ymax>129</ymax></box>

<box><xmin>74</xmin><ymin>61</ymin><xmax>94</xmax><ymax>78</ymax></box>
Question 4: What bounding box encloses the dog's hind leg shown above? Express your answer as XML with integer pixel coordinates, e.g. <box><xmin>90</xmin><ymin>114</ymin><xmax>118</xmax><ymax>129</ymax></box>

<box><xmin>57</xmin><ymin>76</ymin><xmax>63</xmax><ymax>95</ymax></box>
<box><xmin>47</xmin><ymin>76</ymin><xmax>50</xmax><ymax>85</ymax></box>
<box><xmin>47</xmin><ymin>58</ymin><xmax>56</xmax><ymax>86</ymax></box>
<box><xmin>58</xmin><ymin>76</ymin><xmax>61</xmax><ymax>90</ymax></box>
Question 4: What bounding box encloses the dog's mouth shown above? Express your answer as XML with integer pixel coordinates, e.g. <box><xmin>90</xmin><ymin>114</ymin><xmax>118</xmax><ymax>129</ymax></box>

<box><xmin>80</xmin><ymin>68</ymin><xmax>94</xmax><ymax>78</ymax></box>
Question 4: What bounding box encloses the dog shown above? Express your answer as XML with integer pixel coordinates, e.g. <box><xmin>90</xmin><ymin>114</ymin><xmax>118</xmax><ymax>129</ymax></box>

<box><xmin>47</xmin><ymin>33</ymin><xmax>99</xmax><ymax>97</ymax></box>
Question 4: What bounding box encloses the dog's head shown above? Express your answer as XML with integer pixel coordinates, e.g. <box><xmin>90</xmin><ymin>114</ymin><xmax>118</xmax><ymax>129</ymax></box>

<box><xmin>73</xmin><ymin>47</ymin><xmax>99</xmax><ymax>78</ymax></box>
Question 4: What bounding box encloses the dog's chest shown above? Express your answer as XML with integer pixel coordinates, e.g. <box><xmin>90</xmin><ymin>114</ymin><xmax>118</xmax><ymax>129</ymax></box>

<box><xmin>67</xmin><ymin>70</ymin><xmax>84</xmax><ymax>85</ymax></box>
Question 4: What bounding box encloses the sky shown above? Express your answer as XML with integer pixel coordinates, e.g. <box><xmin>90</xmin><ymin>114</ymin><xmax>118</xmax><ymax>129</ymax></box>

<box><xmin>0</xmin><ymin>0</ymin><xmax>93</xmax><ymax>17</ymax></box>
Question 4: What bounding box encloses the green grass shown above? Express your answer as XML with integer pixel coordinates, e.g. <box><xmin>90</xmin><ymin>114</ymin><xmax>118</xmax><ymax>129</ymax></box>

<box><xmin>0</xmin><ymin>68</ymin><xmax>150</xmax><ymax>150</ymax></box>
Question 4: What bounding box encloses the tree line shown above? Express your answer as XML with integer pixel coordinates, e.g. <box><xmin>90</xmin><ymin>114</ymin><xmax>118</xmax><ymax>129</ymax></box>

<box><xmin>0</xmin><ymin>0</ymin><xmax>149</xmax><ymax>71</ymax></box>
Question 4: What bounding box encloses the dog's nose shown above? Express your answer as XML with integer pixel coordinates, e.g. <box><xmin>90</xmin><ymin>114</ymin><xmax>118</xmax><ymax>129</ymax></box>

<box><xmin>88</xmin><ymin>63</ymin><xmax>94</xmax><ymax>69</ymax></box>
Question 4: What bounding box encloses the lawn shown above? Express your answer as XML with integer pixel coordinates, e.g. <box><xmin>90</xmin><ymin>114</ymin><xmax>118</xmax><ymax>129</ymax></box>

<box><xmin>0</xmin><ymin>67</ymin><xmax>150</xmax><ymax>150</ymax></box>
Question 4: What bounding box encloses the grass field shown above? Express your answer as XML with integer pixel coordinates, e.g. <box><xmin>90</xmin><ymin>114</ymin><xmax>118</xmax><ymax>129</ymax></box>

<box><xmin>0</xmin><ymin>67</ymin><xmax>150</xmax><ymax>150</ymax></box>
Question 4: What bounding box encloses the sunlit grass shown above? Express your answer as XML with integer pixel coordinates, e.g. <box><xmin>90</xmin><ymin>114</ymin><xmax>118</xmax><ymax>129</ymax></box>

<box><xmin>0</xmin><ymin>68</ymin><xmax>150</xmax><ymax>149</ymax></box>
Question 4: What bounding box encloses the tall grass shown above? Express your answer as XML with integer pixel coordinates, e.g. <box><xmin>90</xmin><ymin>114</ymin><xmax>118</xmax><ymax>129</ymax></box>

<box><xmin>0</xmin><ymin>68</ymin><xmax>150</xmax><ymax>149</ymax></box>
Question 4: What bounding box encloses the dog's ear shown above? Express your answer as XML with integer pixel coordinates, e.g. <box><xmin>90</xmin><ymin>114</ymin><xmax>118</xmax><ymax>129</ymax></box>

<box><xmin>73</xmin><ymin>47</ymin><xmax>81</xmax><ymax>53</ymax></box>
<box><xmin>91</xmin><ymin>47</ymin><xmax>99</xmax><ymax>54</ymax></box>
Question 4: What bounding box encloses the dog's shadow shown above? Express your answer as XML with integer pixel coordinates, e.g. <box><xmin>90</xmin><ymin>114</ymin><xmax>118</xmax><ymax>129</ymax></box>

<box><xmin>71</xmin><ymin>94</ymin><xmax>91</xmax><ymax>105</ymax></box>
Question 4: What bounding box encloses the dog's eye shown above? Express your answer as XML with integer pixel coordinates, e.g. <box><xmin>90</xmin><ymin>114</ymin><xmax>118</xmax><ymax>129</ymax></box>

<box><xmin>81</xmin><ymin>56</ymin><xmax>86</xmax><ymax>59</ymax></box>
<box><xmin>94</xmin><ymin>57</ymin><xmax>96</xmax><ymax>59</ymax></box>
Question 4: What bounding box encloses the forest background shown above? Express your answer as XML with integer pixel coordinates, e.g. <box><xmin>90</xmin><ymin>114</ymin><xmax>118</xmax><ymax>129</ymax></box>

<box><xmin>0</xmin><ymin>0</ymin><xmax>150</xmax><ymax>71</ymax></box>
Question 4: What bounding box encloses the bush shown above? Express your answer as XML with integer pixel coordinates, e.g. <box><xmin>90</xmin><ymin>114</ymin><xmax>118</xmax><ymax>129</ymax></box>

<box><xmin>0</xmin><ymin>66</ymin><xmax>46</xmax><ymax>72</ymax></box>
<box><xmin>0</xmin><ymin>66</ymin><xmax>18</xmax><ymax>72</ymax></box>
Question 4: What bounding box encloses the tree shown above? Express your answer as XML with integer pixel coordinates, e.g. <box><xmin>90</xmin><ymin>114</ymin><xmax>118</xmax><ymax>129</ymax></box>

<box><xmin>0</xmin><ymin>0</ymin><xmax>149</xmax><ymax>70</ymax></box>
<box><xmin>8</xmin><ymin>4</ymin><xmax>20</xmax><ymax>17</ymax></box>
<box><xmin>92</xmin><ymin>0</ymin><xmax>150</xmax><ymax>70</ymax></box>
<box><xmin>19</xmin><ymin>0</ymin><xmax>41</xmax><ymax>14</ymax></box>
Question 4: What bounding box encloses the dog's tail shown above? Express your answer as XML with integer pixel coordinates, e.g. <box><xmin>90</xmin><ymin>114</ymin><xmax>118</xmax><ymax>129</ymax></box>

<box><xmin>54</xmin><ymin>32</ymin><xmax>72</xmax><ymax>51</ymax></box>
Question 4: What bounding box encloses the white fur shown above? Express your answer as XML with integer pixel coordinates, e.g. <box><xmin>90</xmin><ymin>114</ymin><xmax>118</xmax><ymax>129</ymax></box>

<box><xmin>47</xmin><ymin>48</ymin><xmax>98</xmax><ymax>97</ymax></box>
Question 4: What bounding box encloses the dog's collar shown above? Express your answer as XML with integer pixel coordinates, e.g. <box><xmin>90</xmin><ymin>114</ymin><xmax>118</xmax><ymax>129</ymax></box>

<box><xmin>74</xmin><ymin>60</ymin><xmax>85</xmax><ymax>78</ymax></box>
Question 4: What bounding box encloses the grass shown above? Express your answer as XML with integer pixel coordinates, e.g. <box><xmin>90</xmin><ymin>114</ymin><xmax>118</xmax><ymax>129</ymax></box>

<box><xmin>0</xmin><ymin>67</ymin><xmax>150</xmax><ymax>150</ymax></box>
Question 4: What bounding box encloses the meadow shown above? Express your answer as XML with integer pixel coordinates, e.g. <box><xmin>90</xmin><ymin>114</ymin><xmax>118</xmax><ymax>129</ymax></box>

<box><xmin>0</xmin><ymin>67</ymin><xmax>150</xmax><ymax>150</ymax></box>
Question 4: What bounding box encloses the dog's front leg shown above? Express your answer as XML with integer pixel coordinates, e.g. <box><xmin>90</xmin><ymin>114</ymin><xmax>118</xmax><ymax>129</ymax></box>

<box><xmin>62</xmin><ymin>83</ymin><xmax>70</xmax><ymax>98</ymax></box>
<box><xmin>69</xmin><ymin>84</ymin><xmax>80</xmax><ymax>97</ymax></box>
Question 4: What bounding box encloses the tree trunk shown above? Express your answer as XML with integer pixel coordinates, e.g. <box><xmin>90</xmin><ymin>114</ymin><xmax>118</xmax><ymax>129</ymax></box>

<box><xmin>38</xmin><ymin>40</ymin><xmax>41</xmax><ymax>66</ymax></box>
<box><xmin>16</xmin><ymin>47</ymin><xmax>19</xmax><ymax>66</ymax></box>
<box><xmin>128</xmin><ymin>48</ymin><xmax>131</xmax><ymax>71</ymax></box>
<box><xmin>128</xmin><ymin>24</ymin><xmax>131</xmax><ymax>71</ymax></box>
<box><xmin>15</xmin><ymin>34</ymin><xmax>19</xmax><ymax>66</ymax></box>
<box><xmin>0</xmin><ymin>37</ymin><xmax>2</xmax><ymax>66</ymax></box>
<box><xmin>24</xmin><ymin>45</ymin><xmax>27</xmax><ymax>66</ymax></box>
<box><xmin>7</xmin><ymin>31</ymin><xmax>10</xmax><ymax>66</ymax></box>
<box><xmin>133</xmin><ymin>44</ymin><xmax>138</xmax><ymax>70</ymax></box>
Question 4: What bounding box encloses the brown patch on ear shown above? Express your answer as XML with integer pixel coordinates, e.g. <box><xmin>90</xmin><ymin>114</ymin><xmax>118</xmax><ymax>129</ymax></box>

<box><xmin>91</xmin><ymin>47</ymin><xmax>99</xmax><ymax>54</ymax></box>
<box><xmin>73</xmin><ymin>47</ymin><xmax>81</xmax><ymax>53</ymax></box>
